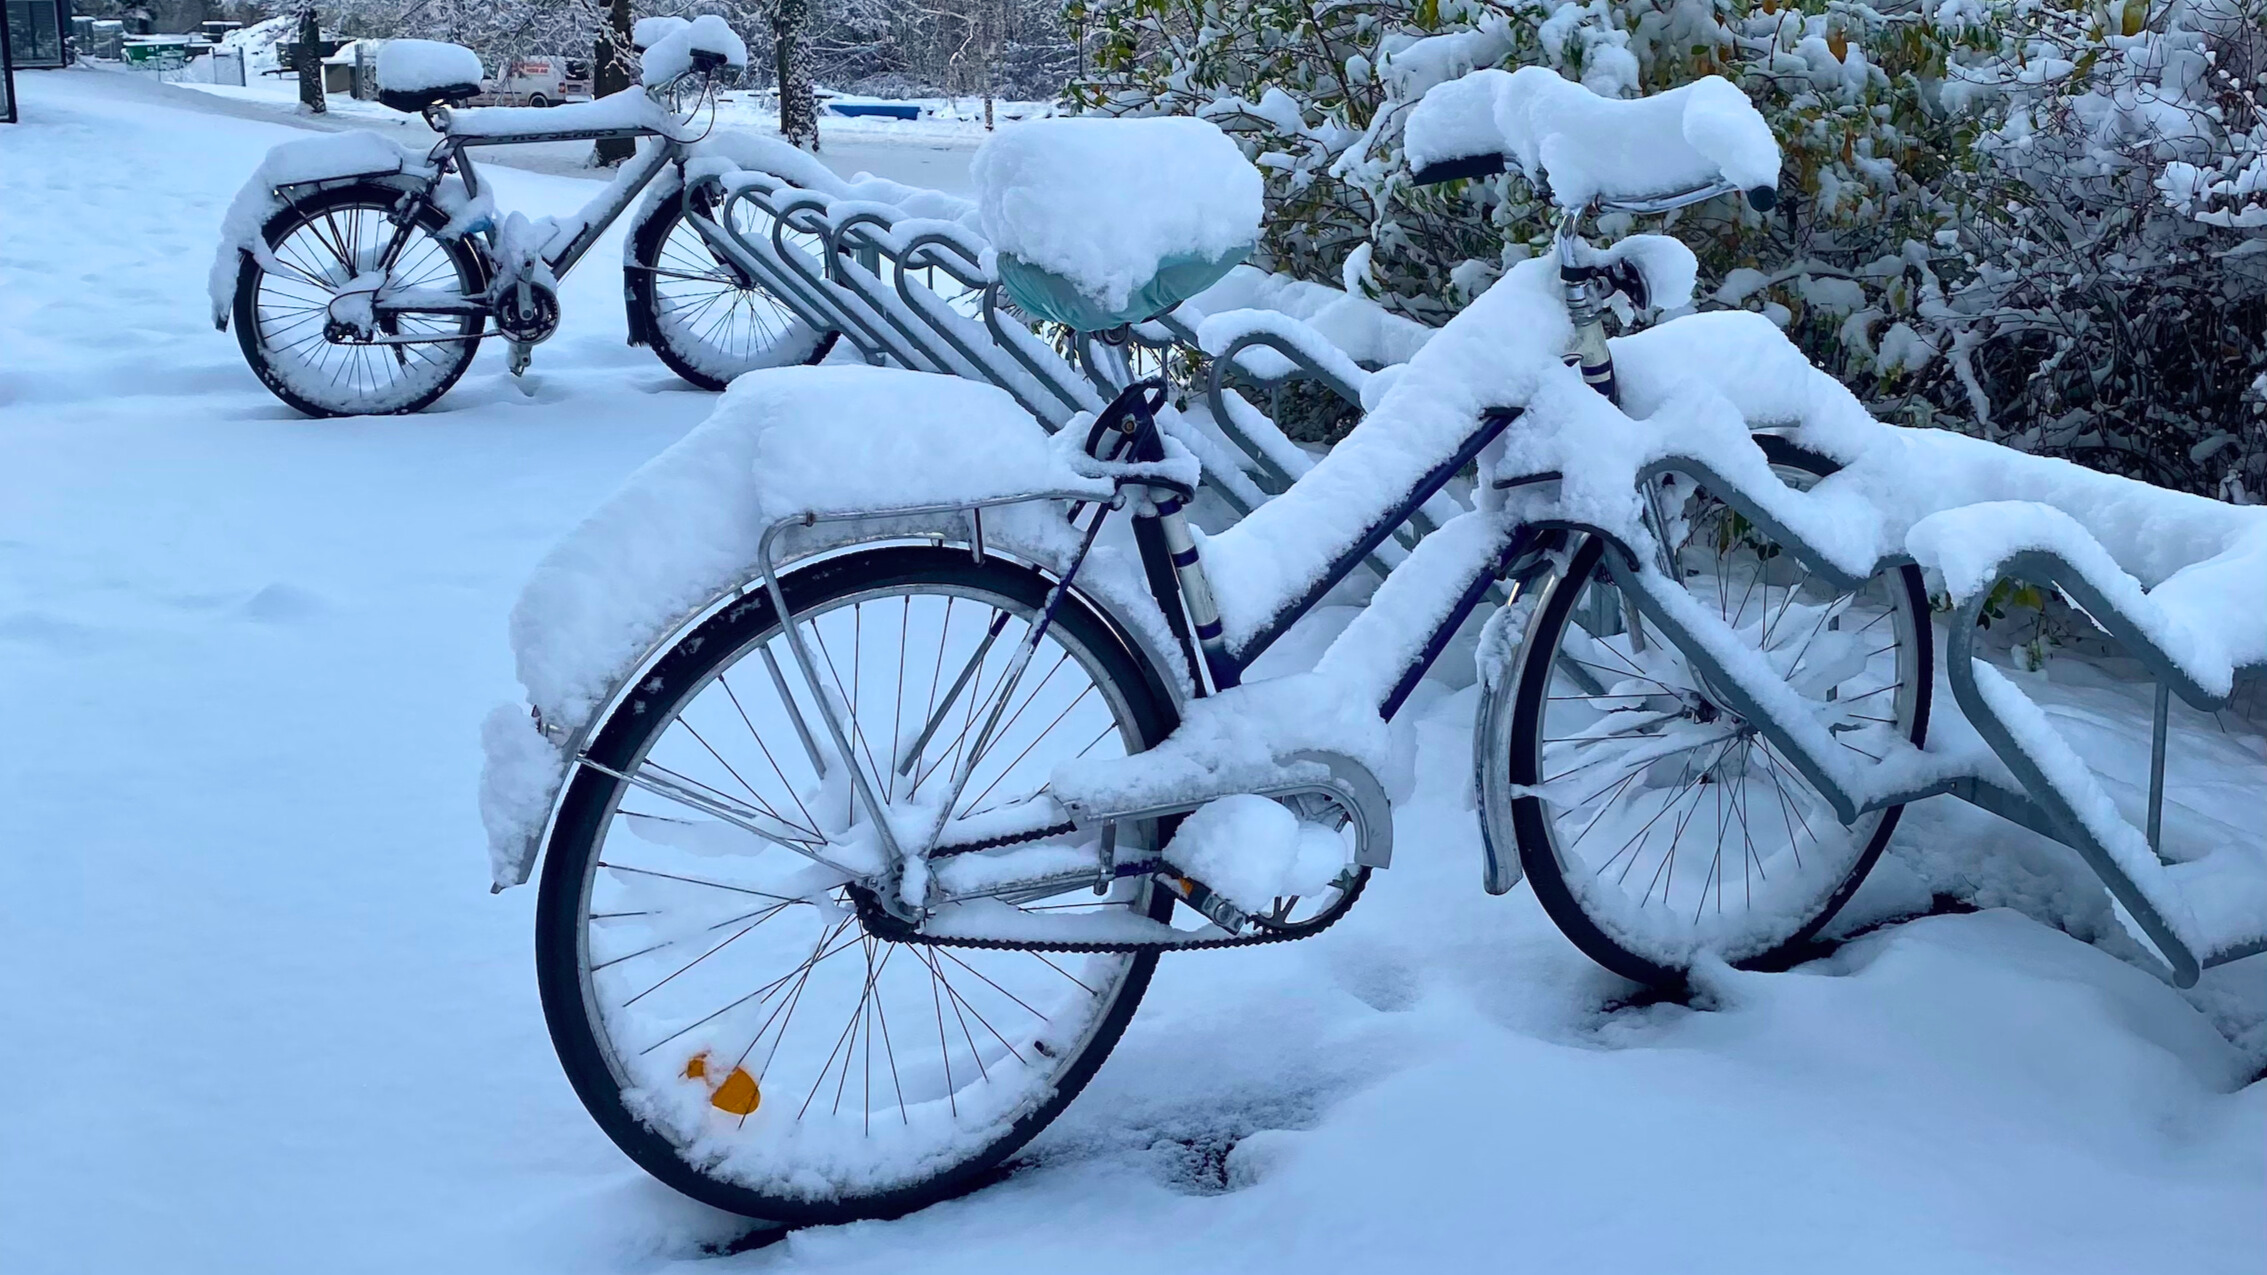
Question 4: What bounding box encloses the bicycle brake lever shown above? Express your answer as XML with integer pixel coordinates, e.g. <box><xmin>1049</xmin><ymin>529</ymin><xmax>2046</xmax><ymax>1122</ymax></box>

<box><xmin>1599</xmin><ymin>258</ymin><xmax>1650</xmax><ymax>312</ymax></box>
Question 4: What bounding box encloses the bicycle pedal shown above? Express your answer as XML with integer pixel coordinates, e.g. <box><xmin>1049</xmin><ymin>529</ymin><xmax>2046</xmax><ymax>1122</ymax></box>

<box><xmin>1162</xmin><ymin>872</ymin><xmax>1252</xmax><ymax>934</ymax></box>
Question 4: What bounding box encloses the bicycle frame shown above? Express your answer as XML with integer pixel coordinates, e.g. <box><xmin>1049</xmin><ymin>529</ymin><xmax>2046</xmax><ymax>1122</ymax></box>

<box><xmin>363</xmin><ymin>92</ymin><xmax>707</xmax><ymax>330</ymax></box>
<box><xmin>1115</xmin><ymin>403</ymin><xmax>1541</xmax><ymax>716</ymax></box>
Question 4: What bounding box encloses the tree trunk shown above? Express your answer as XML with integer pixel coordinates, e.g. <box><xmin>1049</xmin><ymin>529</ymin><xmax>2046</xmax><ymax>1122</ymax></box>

<box><xmin>775</xmin><ymin>0</ymin><xmax>819</xmax><ymax>151</ymax></box>
<box><xmin>295</xmin><ymin>5</ymin><xmax>325</xmax><ymax>115</ymax></box>
<box><xmin>982</xmin><ymin>0</ymin><xmax>1000</xmax><ymax>130</ymax></box>
<box><xmin>591</xmin><ymin>0</ymin><xmax>635</xmax><ymax>166</ymax></box>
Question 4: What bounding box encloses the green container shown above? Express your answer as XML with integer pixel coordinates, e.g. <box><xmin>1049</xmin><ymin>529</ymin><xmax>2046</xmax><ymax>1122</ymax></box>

<box><xmin>997</xmin><ymin>243</ymin><xmax>1252</xmax><ymax>332</ymax></box>
<box><xmin>122</xmin><ymin>37</ymin><xmax>191</xmax><ymax>65</ymax></box>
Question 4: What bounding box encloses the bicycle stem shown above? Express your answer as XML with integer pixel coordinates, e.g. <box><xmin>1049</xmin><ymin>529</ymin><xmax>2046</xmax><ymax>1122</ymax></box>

<box><xmin>1555</xmin><ymin>204</ymin><xmax>1675</xmax><ymax>636</ymax></box>
<box><xmin>1555</xmin><ymin>207</ymin><xmax>1618</xmax><ymax>406</ymax></box>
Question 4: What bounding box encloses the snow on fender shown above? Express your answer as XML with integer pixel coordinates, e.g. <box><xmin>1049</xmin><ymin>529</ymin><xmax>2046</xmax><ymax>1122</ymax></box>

<box><xmin>207</xmin><ymin>131</ymin><xmax>437</xmax><ymax>330</ymax></box>
<box><xmin>479</xmin><ymin>365</ymin><xmax>1185</xmax><ymax>890</ymax></box>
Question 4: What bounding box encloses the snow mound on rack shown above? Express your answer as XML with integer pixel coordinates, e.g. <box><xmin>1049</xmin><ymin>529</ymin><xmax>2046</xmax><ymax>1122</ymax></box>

<box><xmin>1208</xmin><ymin>253</ymin><xmax>2266</xmax><ymax>701</ymax></box>
<box><xmin>374</xmin><ymin>40</ymin><xmax>484</xmax><ymax>94</ymax></box>
<box><xmin>1406</xmin><ymin>66</ymin><xmax>1780</xmax><ymax>206</ymax></box>
<box><xmin>973</xmin><ymin>116</ymin><xmax>1263</xmax><ymax>316</ymax></box>
<box><xmin>1174</xmin><ymin>265</ymin><xmax>1436</xmax><ymax>374</ymax></box>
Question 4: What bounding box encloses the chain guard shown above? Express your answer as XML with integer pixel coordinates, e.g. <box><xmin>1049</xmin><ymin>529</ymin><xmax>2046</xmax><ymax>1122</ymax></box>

<box><xmin>849</xmin><ymin>862</ymin><xmax>1369</xmax><ymax>955</ymax></box>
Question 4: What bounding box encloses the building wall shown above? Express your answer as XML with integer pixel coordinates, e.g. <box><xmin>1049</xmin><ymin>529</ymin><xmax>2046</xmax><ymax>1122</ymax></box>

<box><xmin>6</xmin><ymin>0</ymin><xmax>73</xmax><ymax>67</ymax></box>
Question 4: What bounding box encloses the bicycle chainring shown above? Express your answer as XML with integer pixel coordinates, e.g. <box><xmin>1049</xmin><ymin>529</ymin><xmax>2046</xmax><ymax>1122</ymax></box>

<box><xmin>497</xmin><ymin>279</ymin><xmax>561</xmax><ymax>345</ymax></box>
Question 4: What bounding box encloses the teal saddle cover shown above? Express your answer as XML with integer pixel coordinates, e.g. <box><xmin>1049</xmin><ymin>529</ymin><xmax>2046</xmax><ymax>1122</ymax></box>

<box><xmin>996</xmin><ymin>243</ymin><xmax>1253</xmax><ymax>332</ymax></box>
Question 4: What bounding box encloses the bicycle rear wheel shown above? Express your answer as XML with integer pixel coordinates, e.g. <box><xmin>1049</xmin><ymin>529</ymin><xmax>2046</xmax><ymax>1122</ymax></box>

<box><xmin>535</xmin><ymin>547</ymin><xmax>1179</xmax><ymax>1223</ymax></box>
<box><xmin>231</xmin><ymin>181</ymin><xmax>487</xmax><ymax>417</ymax></box>
<box><xmin>1497</xmin><ymin>437</ymin><xmax>1931</xmax><ymax>984</ymax></box>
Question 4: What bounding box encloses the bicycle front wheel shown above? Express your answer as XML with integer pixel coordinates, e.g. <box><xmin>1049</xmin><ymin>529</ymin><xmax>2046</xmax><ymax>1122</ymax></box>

<box><xmin>628</xmin><ymin>190</ymin><xmax>837</xmax><ymax>391</ymax></box>
<box><xmin>535</xmin><ymin>547</ymin><xmax>1179</xmax><ymax>1223</ymax></box>
<box><xmin>231</xmin><ymin>181</ymin><xmax>486</xmax><ymax>417</ymax></box>
<box><xmin>1497</xmin><ymin>436</ymin><xmax>1931</xmax><ymax>984</ymax></box>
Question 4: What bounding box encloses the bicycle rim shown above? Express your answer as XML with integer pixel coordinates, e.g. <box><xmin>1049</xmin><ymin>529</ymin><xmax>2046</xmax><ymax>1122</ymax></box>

<box><xmin>1507</xmin><ymin>447</ymin><xmax>1930</xmax><ymax>978</ymax></box>
<box><xmin>539</xmin><ymin>552</ymin><xmax>1176</xmax><ymax>1219</ymax></box>
<box><xmin>246</xmin><ymin>190</ymin><xmax>481</xmax><ymax>415</ymax></box>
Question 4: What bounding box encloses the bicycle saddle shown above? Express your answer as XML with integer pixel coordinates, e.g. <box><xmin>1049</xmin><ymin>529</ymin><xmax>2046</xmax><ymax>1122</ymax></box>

<box><xmin>1406</xmin><ymin>67</ymin><xmax>1780</xmax><ymax>213</ymax></box>
<box><xmin>374</xmin><ymin>39</ymin><xmax>486</xmax><ymax>115</ymax></box>
<box><xmin>974</xmin><ymin>117</ymin><xmax>1262</xmax><ymax>331</ymax></box>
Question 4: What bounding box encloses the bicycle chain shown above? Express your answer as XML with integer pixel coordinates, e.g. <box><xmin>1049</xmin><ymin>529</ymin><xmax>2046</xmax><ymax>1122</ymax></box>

<box><xmin>849</xmin><ymin>866</ymin><xmax>1370</xmax><ymax>956</ymax></box>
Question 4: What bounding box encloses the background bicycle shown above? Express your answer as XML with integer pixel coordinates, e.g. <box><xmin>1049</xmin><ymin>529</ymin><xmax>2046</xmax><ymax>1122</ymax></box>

<box><xmin>211</xmin><ymin>18</ymin><xmax>832</xmax><ymax>417</ymax></box>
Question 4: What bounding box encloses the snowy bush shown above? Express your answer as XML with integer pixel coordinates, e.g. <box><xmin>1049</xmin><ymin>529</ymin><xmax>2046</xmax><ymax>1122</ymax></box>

<box><xmin>1071</xmin><ymin>0</ymin><xmax>2266</xmax><ymax>501</ymax></box>
<box><xmin>1930</xmin><ymin>0</ymin><xmax>2267</xmax><ymax>501</ymax></box>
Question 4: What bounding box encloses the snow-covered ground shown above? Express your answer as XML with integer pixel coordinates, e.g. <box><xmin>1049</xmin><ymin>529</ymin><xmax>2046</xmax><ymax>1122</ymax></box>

<box><xmin>2</xmin><ymin>65</ymin><xmax>2263</xmax><ymax>1275</ymax></box>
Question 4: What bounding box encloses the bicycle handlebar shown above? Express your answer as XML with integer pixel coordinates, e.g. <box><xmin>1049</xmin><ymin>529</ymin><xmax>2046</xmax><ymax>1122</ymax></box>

<box><xmin>1411</xmin><ymin>152</ymin><xmax>1775</xmax><ymax>215</ymax></box>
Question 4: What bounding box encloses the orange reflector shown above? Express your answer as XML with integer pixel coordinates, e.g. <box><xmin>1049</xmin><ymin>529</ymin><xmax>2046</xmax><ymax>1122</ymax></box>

<box><xmin>683</xmin><ymin>1052</ymin><xmax>708</xmax><ymax>1081</ymax></box>
<box><xmin>711</xmin><ymin>1067</ymin><xmax>760</xmax><ymax>1116</ymax></box>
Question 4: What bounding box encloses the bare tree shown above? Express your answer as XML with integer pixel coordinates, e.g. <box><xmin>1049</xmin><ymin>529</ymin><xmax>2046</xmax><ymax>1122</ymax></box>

<box><xmin>295</xmin><ymin>2</ymin><xmax>326</xmax><ymax>114</ymax></box>
<box><xmin>774</xmin><ymin>0</ymin><xmax>819</xmax><ymax>150</ymax></box>
<box><xmin>915</xmin><ymin>0</ymin><xmax>1007</xmax><ymax>126</ymax></box>
<box><xmin>591</xmin><ymin>0</ymin><xmax>634</xmax><ymax>164</ymax></box>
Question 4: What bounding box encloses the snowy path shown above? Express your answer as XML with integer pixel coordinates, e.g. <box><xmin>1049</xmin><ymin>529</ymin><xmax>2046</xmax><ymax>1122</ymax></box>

<box><xmin>2</xmin><ymin>67</ymin><xmax>2262</xmax><ymax>1275</ymax></box>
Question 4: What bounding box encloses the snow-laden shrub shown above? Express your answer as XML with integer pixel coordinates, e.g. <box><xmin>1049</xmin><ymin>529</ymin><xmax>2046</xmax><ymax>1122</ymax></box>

<box><xmin>1072</xmin><ymin>0</ymin><xmax>2266</xmax><ymax>500</ymax></box>
<box><xmin>1931</xmin><ymin>0</ymin><xmax>2267</xmax><ymax>501</ymax></box>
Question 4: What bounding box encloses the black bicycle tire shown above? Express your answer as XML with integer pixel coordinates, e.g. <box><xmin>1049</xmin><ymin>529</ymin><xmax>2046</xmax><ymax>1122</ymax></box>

<box><xmin>534</xmin><ymin>546</ymin><xmax>1180</xmax><ymax>1224</ymax></box>
<box><xmin>626</xmin><ymin>193</ymin><xmax>839</xmax><ymax>392</ymax></box>
<box><xmin>231</xmin><ymin>181</ymin><xmax>487</xmax><ymax>418</ymax></box>
<box><xmin>1505</xmin><ymin>437</ymin><xmax>1934</xmax><ymax>986</ymax></box>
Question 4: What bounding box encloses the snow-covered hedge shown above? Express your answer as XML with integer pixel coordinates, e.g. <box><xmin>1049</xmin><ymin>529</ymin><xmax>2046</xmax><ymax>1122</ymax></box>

<box><xmin>1072</xmin><ymin>0</ymin><xmax>2266</xmax><ymax>503</ymax></box>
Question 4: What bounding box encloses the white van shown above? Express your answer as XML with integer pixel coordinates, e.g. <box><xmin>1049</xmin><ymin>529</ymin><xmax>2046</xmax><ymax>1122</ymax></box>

<box><xmin>476</xmin><ymin>55</ymin><xmax>591</xmax><ymax>108</ymax></box>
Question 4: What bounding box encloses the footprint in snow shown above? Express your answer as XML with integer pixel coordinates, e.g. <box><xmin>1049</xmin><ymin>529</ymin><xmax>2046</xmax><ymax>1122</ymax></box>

<box><xmin>238</xmin><ymin>583</ymin><xmax>328</xmax><ymax>624</ymax></box>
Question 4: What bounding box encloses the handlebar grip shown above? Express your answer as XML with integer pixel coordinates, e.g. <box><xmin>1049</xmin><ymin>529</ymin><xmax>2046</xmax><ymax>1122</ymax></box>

<box><xmin>1746</xmin><ymin>185</ymin><xmax>1777</xmax><ymax>213</ymax></box>
<box><xmin>1411</xmin><ymin>153</ymin><xmax>1509</xmax><ymax>187</ymax></box>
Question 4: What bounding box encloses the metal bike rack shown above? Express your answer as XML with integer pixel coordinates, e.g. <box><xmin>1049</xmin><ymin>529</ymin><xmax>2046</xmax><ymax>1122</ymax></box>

<box><xmin>1582</xmin><ymin>451</ymin><xmax>2267</xmax><ymax>989</ymax></box>
<box><xmin>681</xmin><ymin>164</ymin><xmax>1435</xmax><ymax>534</ymax></box>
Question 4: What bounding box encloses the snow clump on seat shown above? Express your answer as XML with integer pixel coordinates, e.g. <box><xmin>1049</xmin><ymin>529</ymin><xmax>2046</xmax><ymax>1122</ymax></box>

<box><xmin>374</xmin><ymin>39</ymin><xmax>483</xmax><ymax>95</ymax></box>
<box><xmin>973</xmin><ymin>116</ymin><xmax>1263</xmax><ymax>324</ymax></box>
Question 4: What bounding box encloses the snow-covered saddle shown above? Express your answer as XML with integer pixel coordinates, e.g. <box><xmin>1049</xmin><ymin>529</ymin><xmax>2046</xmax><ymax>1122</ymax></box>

<box><xmin>374</xmin><ymin>39</ymin><xmax>485</xmax><ymax>114</ymax></box>
<box><xmin>973</xmin><ymin>117</ymin><xmax>1265</xmax><ymax>331</ymax></box>
<box><xmin>1405</xmin><ymin>66</ymin><xmax>1782</xmax><ymax>211</ymax></box>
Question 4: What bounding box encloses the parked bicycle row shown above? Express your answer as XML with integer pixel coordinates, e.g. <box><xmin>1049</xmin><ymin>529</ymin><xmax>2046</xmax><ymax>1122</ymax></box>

<box><xmin>211</xmin><ymin>23</ymin><xmax>2267</xmax><ymax>1228</ymax></box>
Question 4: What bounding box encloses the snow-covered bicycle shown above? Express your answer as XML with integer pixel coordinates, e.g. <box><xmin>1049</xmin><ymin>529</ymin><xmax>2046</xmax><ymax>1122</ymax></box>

<box><xmin>480</xmin><ymin>68</ymin><xmax>2267</xmax><ymax>1224</ymax></box>
<box><xmin>210</xmin><ymin>18</ymin><xmax>832</xmax><ymax>417</ymax></box>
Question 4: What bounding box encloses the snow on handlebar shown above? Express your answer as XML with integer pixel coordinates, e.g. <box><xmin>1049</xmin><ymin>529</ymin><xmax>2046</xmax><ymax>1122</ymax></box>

<box><xmin>1405</xmin><ymin>67</ymin><xmax>1780</xmax><ymax>213</ymax></box>
<box><xmin>634</xmin><ymin>14</ymin><xmax>748</xmax><ymax>83</ymax></box>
